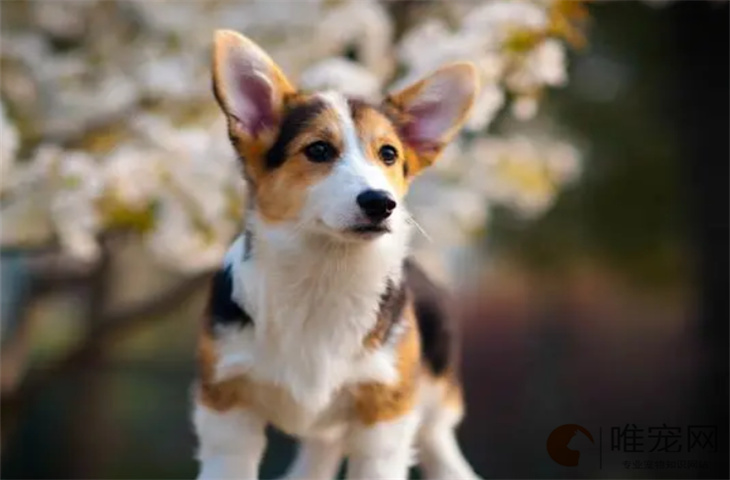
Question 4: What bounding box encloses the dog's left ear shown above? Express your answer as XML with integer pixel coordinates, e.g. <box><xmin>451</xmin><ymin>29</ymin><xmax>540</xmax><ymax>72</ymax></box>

<box><xmin>385</xmin><ymin>63</ymin><xmax>479</xmax><ymax>176</ymax></box>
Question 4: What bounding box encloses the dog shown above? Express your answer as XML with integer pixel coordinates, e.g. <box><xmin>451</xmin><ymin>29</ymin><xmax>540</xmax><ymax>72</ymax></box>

<box><xmin>193</xmin><ymin>29</ymin><xmax>482</xmax><ymax>480</ymax></box>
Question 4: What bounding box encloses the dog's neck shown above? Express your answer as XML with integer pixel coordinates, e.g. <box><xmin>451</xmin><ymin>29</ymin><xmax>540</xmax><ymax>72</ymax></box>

<box><xmin>232</xmin><ymin>211</ymin><xmax>411</xmax><ymax>334</ymax></box>
<box><xmin>218</xmin><ymin>211</ymin><xmax>411</xmax><ymax>406</ymax></box>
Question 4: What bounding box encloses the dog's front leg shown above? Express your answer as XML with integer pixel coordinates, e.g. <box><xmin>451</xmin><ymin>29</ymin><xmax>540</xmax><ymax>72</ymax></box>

<box><xmin>194</xmin><ymin>403</ymin><xmax>267</xmax><ymax>480</ymax></box>
<box><xmin>346</xmin><ymin>412</ymin><xmax>419</xmax><ymax>480</ymax></box>
<box><xmin>282</xmin><ymin>437</ymin><xmax>344</xmax><ymax>480</ymax></box>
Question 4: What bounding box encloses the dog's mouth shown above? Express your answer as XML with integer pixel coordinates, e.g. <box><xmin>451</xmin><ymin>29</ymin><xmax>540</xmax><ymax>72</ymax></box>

<box><xmin>314</xmin><ymin>219</ymin><xmax>392</xmax><ymax>241</ymax></box>
<box><xmin>349</xmin><ymin>224</ymin><xmax>390</xmax><ymax>234</ymax></box>
<box><xmin>345</xmin><ymin>223</ymin><xmax>391</xmax><ymax>239</ymax></box>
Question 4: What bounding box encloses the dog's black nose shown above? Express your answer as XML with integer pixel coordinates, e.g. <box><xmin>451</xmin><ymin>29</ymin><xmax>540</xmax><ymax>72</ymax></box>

<box><xmin>357</xmin><ymin>189</ymin><xmax>396</xmax><ymax>222</ymax></box>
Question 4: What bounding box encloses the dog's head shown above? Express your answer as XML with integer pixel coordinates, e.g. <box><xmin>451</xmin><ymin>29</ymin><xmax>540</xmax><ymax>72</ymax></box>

<box><xmin>213</xmin><ymin>30</ymin><xmax>479</xmax><ymax>243</ymax></box>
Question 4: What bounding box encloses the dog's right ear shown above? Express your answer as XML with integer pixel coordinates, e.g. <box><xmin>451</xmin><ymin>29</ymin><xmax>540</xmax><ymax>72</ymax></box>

<box><xmin>212</xmin><ymin>30</ymin><xmax>295</xmax><ymax>161</ymax></box>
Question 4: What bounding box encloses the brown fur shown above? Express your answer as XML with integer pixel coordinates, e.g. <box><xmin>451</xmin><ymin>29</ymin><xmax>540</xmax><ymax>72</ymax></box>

<box><xmin>349</xmin><ymin>101</ymin><xmax>409</xmax><ymax>196</ymax></box>
<box><xmin>379</xmin><ymin>102</ymin><xmax>434</xmax><ymax>178</ymax></box>
<box><xmin>197</xmin><ymin>332</ymin><xmax>251</xmax><ymax>411</ymax></box>
<box><xmin>423</xmin><ymin>370</ymin><xmax>465</xmax><ymax>415</ymax></box>
<box><xmin>442</xmin><ymin>378</ymin><xmax>464</xmax><ymax>413</ymax></box>
<box><xmin>354</xmin><ymin>306</ymin><xmax>422</xmax><ymax>425</ymax></box>
<box><xmin>231</xmin><ymin>94</ymin><xmax>339</xmax><ymax>223</ymax></box>
<box><xmin>363</xmin><ymin>279</ymin><xmax>407</xmax><ymax>349</ymax></box>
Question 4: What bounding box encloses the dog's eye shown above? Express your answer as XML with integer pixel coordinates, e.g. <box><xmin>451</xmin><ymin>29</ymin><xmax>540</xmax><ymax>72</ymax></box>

<box><xmin>379</xmin><ymin>145</ymin><xmax>398</xmax><ymax>166</ymax></box>
<box><xmin>304</xmin><ymin>141</ymin><xmax>337</xmax><ymax>163</ymax></box>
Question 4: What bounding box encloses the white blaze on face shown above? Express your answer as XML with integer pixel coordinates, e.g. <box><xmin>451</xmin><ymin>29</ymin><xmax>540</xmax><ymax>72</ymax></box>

<box><xmin>304</xmin><ymin>91</ymin><xmax>399</xmax><ymax>234</ymax></box>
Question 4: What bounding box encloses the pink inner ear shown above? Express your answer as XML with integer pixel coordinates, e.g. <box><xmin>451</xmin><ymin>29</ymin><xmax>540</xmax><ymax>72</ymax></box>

<box><xmin>224</xmin><ymin>53</ymin><xmax>277</xmax><ymax>136</ymax></box>
<box><xmin>234</xmin><ymin>74</ymin><xmax>275</xmax><ymax>135</ymax></box>
<box><xmin>400</xmin><ymin>101</ymin><xmax>451</xmax><ymax>153</ymax></box>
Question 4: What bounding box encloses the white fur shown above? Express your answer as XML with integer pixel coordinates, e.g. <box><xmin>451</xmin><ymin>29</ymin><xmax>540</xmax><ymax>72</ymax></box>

<box><xmin>214</xmin><ymin>209</ymin><xmax>409</xmax><ymax>432</ymax></box>
<box><xmin>194</xmin><ymin>404</ymin><xmax>266</xmax><ymax>480</ymax></box>
<box><xmin>417</xmin><ymin>407</ymin><xmax>483</xmax><ymax>480</ymax></box>
<box><xmin>283</xmin><ymin>437</ymin><xmax>344</xmax><ymax>480</ymax></box>
<box><xmin>347</xmin><ymin>410</ymin><xmax>420</xmax><ymax>479</ymax></box>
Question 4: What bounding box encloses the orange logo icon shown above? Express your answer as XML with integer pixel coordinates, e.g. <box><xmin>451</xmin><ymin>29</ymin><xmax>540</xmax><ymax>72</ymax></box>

<box><xmin>547</xmin><ymin>424</ymin><xmax>595</xmax><ymax>466</ymax></box>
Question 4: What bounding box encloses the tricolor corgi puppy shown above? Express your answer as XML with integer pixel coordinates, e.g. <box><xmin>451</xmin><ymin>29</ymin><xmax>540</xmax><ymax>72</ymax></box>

<box><xmin>193</xmin><ymin>30</ymin><xmax>482</xmax><ymax>480</ymax></box>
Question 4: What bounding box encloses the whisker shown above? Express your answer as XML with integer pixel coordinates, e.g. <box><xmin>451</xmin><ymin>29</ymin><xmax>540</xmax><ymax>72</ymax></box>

<box><xmin>407</xmin><ymin>215</ymin><xmax>433</xmax><ymax>244</ymax></box>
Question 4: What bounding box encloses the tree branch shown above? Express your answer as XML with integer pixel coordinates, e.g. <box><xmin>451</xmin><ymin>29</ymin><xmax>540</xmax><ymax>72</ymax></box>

<box><xmin>0</xmin><ymin>270</ymin><xmax>213</xmax><ymax>446</ymax></box>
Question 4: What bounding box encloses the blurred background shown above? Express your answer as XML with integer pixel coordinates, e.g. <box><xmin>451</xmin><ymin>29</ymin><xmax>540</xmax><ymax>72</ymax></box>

<box><xmin>0</xmin><ymin>1</ymin><xmax>727</xmax><ymax>479</ymax></box>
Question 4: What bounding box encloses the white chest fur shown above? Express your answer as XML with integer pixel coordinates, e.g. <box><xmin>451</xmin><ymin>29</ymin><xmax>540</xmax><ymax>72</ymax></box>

<box><xmin>212</xmin><ymin>220</ymin><xmax>409</xmax><ymax>435</ymax></box>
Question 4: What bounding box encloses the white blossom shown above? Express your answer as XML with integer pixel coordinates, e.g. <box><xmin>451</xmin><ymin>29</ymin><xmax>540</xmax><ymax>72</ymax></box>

<box><xmin>511</xmin><ymin>95</ymin><xmax>539</xmax><ymax>120</ymax></box>
<box><xmin>49</xmin><ymin>151</ymin><xmax>104</xmax><ymax>262</ymax></box>
<box><xmin>300</xmin><ymin>58</ymin><xmax>382</xmax><ymax>101</ymax></box>
<box><xmin>31</xmin><ymin>1</ymin><xmax>88</xmax><ymax>41</ymax></box>
<box><xmin>135</xmin><ymin>48</ymin><xmax>206</xmax><ymax>100</ymax></box>
<box><xmin>466</xmin><ymin>84</ymin><xmax>506</xmax><ymax>131</ymax></box>
<box><xmin>145</xmin><ymin>188</ymin><xmax>235</xmax><ymax>274</ymax></box>
<box><xmin>461</xmin><ymin>0</ymin><xmax>549</xmax><ymax>37</ymax></box>
<box><xmin>464</xmin><ymin>135</ymin><xmax>582</xmax><ymax>218</ymax></box>
<box><xmin>505</xmin><ymin>39</ymin><xmax>568</xmax><ymax>93</ymax></box>
<box><xmin>0</xmin><ymin>102</ymin><xmax>19</xmax><ymax>192</ymax></box>
<box><xmin>395</xmin><ymin>0</ymin><xmax>571</xmax><ymax>132</ymax></box>
<box><xmin>316</xmin><ymin>0</ymin><xmax>394</xmax><ymax>79</ymax></box>
<box><xmin>102</xmin><ymin>146</ymin><xmax>161</xmax><ymax>210</ymax></box>
<box><xmin>1</xmin><ymin>0</ymin><xmax>587</xmax><ymax>276</ymax></box>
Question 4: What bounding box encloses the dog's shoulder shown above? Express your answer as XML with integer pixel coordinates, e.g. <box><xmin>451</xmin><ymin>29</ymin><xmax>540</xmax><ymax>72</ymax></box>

<box><xmin>403</xmin><ymin>258</ymin><xmax>460</xmax><ymax>378</ymax></box>
<box><xmin>205</xmin><ymin>235</ymin><xmax>252</xmax><ymax>333</ymax></box>
<box><xmin>205</xmin><ymin>266</ymin><xmax>252</xmax><ymax>331</ymax></box>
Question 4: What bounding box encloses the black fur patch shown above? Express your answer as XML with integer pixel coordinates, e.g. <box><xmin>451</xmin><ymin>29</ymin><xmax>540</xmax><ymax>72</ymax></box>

<box><xmin>206</xmin><ymin>266</ymin><xmax>253</xmax><ymax>331</ymax></box>
<box><xmin>378</xmin><ymin>277</ymin><xmax>408</xmax><ymax>345</ymax></box>
<box><xmin>404</xmin><ymin>258</ymin><xmax>458</xmax><ymax>376</ymax></box>
<box><xmin>265</xmin><ymin>99</ymin><xmax>326</xmax><ymax>170</ymax></box>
